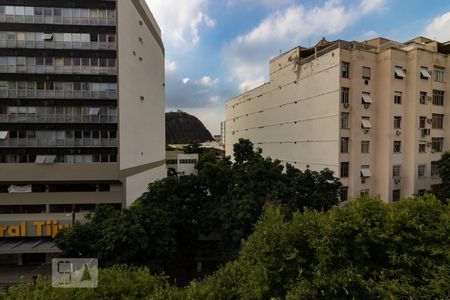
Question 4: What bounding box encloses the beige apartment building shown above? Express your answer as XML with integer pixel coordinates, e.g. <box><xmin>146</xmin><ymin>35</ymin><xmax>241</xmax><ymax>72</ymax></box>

<box><xmin>225</xmin><ymin>36</ymin><xmax>450</xmax><ymax>202</ymax></box>
<box><xmin>0</xmin><ymin>0</ymin><xmax>165</xmax><ymax>265</ymax></box>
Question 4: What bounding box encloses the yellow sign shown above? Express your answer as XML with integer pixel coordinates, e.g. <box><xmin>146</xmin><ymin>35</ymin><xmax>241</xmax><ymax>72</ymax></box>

<box><xmin>0</xmin><ymin>221</ymin><xmax>71</xmax><ymax>238</ymax></box>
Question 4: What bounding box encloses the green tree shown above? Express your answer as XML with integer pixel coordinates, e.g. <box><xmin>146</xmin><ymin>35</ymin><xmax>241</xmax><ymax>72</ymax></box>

<box><xmin>55</xmin><ymin>139</ymin><xmax>342</xmax><ymax>283</ymax></box>
<box><xmin>433</xmin><ymin>151</ymin><xmax>450</xmax><ymax>204</ymax></box>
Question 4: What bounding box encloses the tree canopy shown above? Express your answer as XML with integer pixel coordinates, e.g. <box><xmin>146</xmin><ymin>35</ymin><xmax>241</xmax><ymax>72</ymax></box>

<box><xmin>5</xmin><ymin>196</ymin><xmax>450</xmax><ymax>300</ymax></box>
<box><xmin>55</xmin><ymin>139</ymin><xmax>342</xmax><ymax>283</ymax></box>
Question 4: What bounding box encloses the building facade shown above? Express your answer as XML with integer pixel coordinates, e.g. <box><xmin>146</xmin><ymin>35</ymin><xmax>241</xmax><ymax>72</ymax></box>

<box><xmin>225</xmin><ymin>37</ymin><xmax>450</xmax><ymax>202</ymax></box>
<box><xmin>166</xmin><ymin>152</ymin><xmax>198</xmax><ymax>176</ymax></box>
<box><xmin>0</xmin><ymin>0</ymin><xmax>165</xmax><ymax>265</ymax></box>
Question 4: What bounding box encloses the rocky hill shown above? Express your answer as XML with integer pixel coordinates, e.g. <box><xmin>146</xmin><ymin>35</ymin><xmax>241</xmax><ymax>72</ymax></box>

<box><xmin>166</xmin><ymin>111</ymin><xmax>214</xmax><ymax>144</ymax></box>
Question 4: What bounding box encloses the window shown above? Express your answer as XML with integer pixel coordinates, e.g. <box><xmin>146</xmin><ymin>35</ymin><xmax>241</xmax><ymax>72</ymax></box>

<box><xmin>340</xmin><ymin>187</ymin><xmax>349</xmax><ymax>201</ymax></box>
<box><xmin>341</xmin><ymin>87</ymin><xmax>349</xmax><ymax>106</ymax></box>
<box><xmin>362</xmin><ymin>66</ymin><xmax>371</xmax><ymax>80</ymax></box>
<box><xmin>394</xmin><ymin>66</ymin><xmax>405</xmax><ymax>79</ymax></box>
<box><xmin>420</xmin><ymin>66</ymin><xmax>431</xmax><ymax>79</ymax></box>
<box><xmin>341</xmin><ymin>112</ymin><xmax>349</xmax><ymax>129</ymax></box>
<box><xmin>432</xmin><ymin>138</ymin><xmax>444</xmax><ymax>153</ymax></box>
<box><xmin>361</xmin><ymin>141</ymin><xmax>370</xmax><ymax>153</ymax></box>
<box><xmin>340</xmin><ymin>137</ymin><xmax>349</xmax><ymax>153</ymax></box>
<box><xmin>394</xmin><ymin>91</ymin><xmax>402</xmax><ymax>104</ymax></box>
<box><xmin>433</xmin><ymin>90</ymin><xmax>445</xmax><ymax>106</ymax></box>
<box><xmin>432</xmin><ymin>114</ymin><xmax>444</xmax><ymax>129</ymax></box>
<box><xmin>361</xmin><ymin>117</ymin><xmax>371</xmax><ymax>129</ymax></box>
<box><xmin>393</xmin><ymin>141</ymin><xmax>401</xmax><ymax>153</ymax></box>
<box><xmin>340</xmin><ymin>162</ymin><xmax>349</xmax><ymax>178</ymax></box>
<box><xmin>394</xmin><ymin>116</ymin><xmax>402</xmax><ymax>129</ymax></box>
<box><xmin>419</xmin><ymin>141</ymin><xmax>427</xmax><ymax>153</ymax></box>
<box><xmin>392</xmin><ymin>190</ymin><xmax>401</xmax><ymax>202</ymax></box>
<box><xmin>361</xmin><ymin>92</ymin><xmax>372</xmax><ymax>105</ymax></box>
<box><xmin>342</xmin><ymin>62</ymin><xmax>350</xmax><ymax>78</ymax></box>
<box><xmin>418</xmin><ymin>116</ymin><xmax>427</xmax><ymax>129</ymax></box>
<box><xmin>419</xmin><ymin>91</ymin><xmax>427</xmax><ymax>104</ymax></box>
<box><xmin>431</xmin><ymin>161</ymin><xmax>439</xmax><ymax>177</ymax></box>
<box><xmin>393</xmin><ymin>165</ymin><xmax>401</xmax><ymax>178</ymax></box>
<box><xmin>433</xmin><ymin>66</ymin><xmax>445</xmax><ymax>82</ymax></box>
<box><xmin>418</xmin><ymin>165</ymin><xmax>426</xmax><ymax>178</ymax></box>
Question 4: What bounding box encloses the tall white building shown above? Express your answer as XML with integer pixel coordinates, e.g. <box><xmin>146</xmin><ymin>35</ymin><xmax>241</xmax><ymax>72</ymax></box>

<box><xmin>0</xmin><ymin>0</ymin><xmax>165</xmax><ymax>265</ymax></box>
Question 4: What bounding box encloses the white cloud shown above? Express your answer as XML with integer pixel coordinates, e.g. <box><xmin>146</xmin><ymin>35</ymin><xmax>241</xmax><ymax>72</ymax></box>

<box><xmin>165</xmin><ymin>59</ymin><xmax>177</xmax><ymax>73</ymax></box>
<box><xmin>182</xmin><ymin>78</ymin><xmax>191</xmax><ymax>84</ymax></box>
<box><xmin>425</xmin><ymin>11</ymin><xmax>450</xmax><ymax>42</ymax></box>
<box><xmin>239</xmin><ymin>76</ymin><xmax>266</xmax><ymax>93</ymax></box>
<box><xmin>359</xmin><ymin>0</ymin><xmax>388</xmax><ymax>14</ymax></box>
<box><xmin>145</xmin><ymin>0</ymin><xmax>215</xmax><ymax>48</ymax></box>
<box><xmin>227</xmin><ymin>0</ymin><xmax>294</xmax><ymax>8</ymax></box>
<box><xmin>224</xmin><ymin>0</ymin><xmax>390</xmax><ymax>92</ymax></box>
<box><xmin>360</xmin><ymin>30</ymin><xmax>379</xmax><ymax>40</ymax></box>
<box><xmin>199</xmin><ymin>76</ymin><xmax>219</xmax><ymax>87</ymax></box>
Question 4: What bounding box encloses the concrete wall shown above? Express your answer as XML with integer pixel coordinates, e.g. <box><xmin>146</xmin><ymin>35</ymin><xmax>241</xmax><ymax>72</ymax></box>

<box><xmin>117</xmin><ymin>0</ymin><xmax>166</xmax><ymax>206</ymax></box>
<box><xmin>226</xmin><ymin>48</ymin><xmax>341</xmax><ymax>175</ymax></box>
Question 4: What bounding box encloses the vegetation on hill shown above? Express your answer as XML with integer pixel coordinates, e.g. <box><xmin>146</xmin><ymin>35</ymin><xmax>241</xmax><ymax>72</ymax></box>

<box><xmin>165</xmin><ymin>110</ymin><xmax>214</xmax><ymax>144</ymax></box>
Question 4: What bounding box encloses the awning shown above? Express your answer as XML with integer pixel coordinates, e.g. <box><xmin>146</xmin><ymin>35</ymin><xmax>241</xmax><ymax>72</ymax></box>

<box><xmin>0</xmin><ymin>131</ymin><xmax>8</xmax><ymax>140</ymax></box>
<box><xmin>0</xmin><ymin>239</ymin><xmax>60</xmax><ymax>254</ymax></box>
<box><xmin>42</xmin><ymin>33</ymin><xmax>53</xmax><ymax>41</ymax></box>
<box><xmin>361</xmin><ymin>119</ymin><xmax>372</xmax><ymax>129</ymax></box>
<box><xmin>35</xmin><ymin>155</ymin><xmax>56</xmax><ymax>164</ymax></box>
<box><xmin>420</xmin><ymin>67</ymin><xmax>431</xmax><ymax>78</ymax></box>
<box><xmin>8</xmin><ymin>185</ymin><xmax>32</xmax><ymax>193</ymax></box>
<box><xmin>88</xmin><ymin>108</ymin><xmax>100</xmax><ymax>116</ymax></box>
<box><xmin>362</xmin><ymin>93</ymin><xmax>373</xmax><ymax>104</ymax></box>
<box><xmin>395</xmin><ymin>67</ymin><xmax>405</xmax><ymax>78</ymax></box>
<box><xmin>361</xmin><ymin>168</ymin><xmax>372</xmax><ymax>178</ymax></box>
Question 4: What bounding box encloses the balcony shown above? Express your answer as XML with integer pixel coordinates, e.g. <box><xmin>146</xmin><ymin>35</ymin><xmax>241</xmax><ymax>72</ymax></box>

<box><xmin>0</xmin><ymin>15</ymin><xmax>116</xmax><ymax>26</ymax></box>
<box><xmin>0</xmin><ymin>90</ymin><xmax>116</xmax><ymax>99</ymax></box>
<box><xmin>0</xmin><ymin>114</ymin><xmax>117</xmax><ymax>123</ymax></box>
<box><xmin>0</xmin><ymin>163</ymin><xmax>119</xmax><ymax>182</ymax></box>
<box><xmin>0</xmin><ymin>65</ymin><xmax>116</xmax><ymax>75</ymax></box>
<box><xmin>0</xmin><ymin>138</ymin><xmax>117</xmax><ymax>147</ymax></box>
<box><xmin>0</xmin><ymin>40</ymin><xmax>116</xmax><ymax>50</ymax></box>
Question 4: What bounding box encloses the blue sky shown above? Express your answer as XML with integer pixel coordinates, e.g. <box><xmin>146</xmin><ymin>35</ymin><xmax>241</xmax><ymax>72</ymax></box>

<box><xmin>145</xmin><ymin>0</ymin><xmax>450</xmax><ymax>134</ymax></box>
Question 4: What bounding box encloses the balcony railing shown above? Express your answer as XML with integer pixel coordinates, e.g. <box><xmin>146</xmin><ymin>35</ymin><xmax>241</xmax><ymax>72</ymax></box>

<box><xmin>0</xmin><ymin>41</ymin><xmax>116</xmax><ymax>50</ymax></box>
<box><xmin>0</xmin><ymin>90</ymin><xmax>116</xmax><ymax>99</ymax></box>
<box><xmin>0</xmin><ymin>114</ymin><xmax>117</xmax><ymax>123</ymax></box>
<box><xmin>0</xmin><ymin>138</ymin><xmax>117</xmax><ymax>147</ymax></box>
<box><xmin>0</xmin><ymin>65</ymin><xmax>116</xmax><ymax>75</ymax></box>
<box><xmin>0</xmin><ymin>15</ymin><xmax>116</xmax><ymax>26</ymax></box>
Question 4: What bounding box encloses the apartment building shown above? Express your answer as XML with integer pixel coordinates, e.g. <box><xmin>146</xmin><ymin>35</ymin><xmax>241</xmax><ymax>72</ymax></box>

<box><xmin>0</xmin><ymin>0</ymin><xmax>165</xmax><ymax>265</ymax></box>
<box><xmin>225</xmin><ymin>36</ymin><xmax>450</xmax><ymax>203</ymax></box>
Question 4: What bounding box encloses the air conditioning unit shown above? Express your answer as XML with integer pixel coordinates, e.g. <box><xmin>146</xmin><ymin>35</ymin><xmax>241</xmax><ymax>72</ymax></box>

<box><xmin>361</xmin><ymin>177</ymin><xmax>366</xmax><ymax>184</ymax></box>
<box><xmin>396</xmin><ymin>130</ymin><xmax>402</xmax><ymax>136</ymax></box>
<box><xmin>427</xmin><ymin>118</ymin><xmax>433</xmax><ymax>124</ymax></box>
<box><xmin>343</xmin><ymin>103</ymin><xmax>350</xmax><ymax>108</ymax></box>
<box><xmin>364</xmin><ymin>103</ymin><xmax>371</xmax><ymax>109</ymax></box>
<box><xmin>428</xmin><ymin>95</ymin><xmax>433</xmax><ymax>102</ymax></box>
<box><xmin>421</xmin><ymin>128</ymin><xmax>431</xmax><ymax>137</ymax></box>
<box><xmin>427</xmin><ymin>142</ymin><xmax>432</xmax><ymax>147</ymax></box>
<box><xmin>394</xmin><ymin>177</ymin><xmax>401</xmax><ymax>184</ymax></box>
<box><xmin>364</xmin><ymin>129</ymin><xmax>370</xmax><ymax>134</ymax></box>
